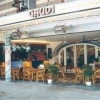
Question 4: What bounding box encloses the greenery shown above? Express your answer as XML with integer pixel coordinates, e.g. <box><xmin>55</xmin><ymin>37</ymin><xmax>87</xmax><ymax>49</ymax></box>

<box><xmin>81</xmin><ymin>64</ymin><xmax>94</xmax><ymax>82</ymax></box>
<box><xmin>47</xmin><ymin>64</ymin><xmax>59</xmax><ymax>81</ymax></box>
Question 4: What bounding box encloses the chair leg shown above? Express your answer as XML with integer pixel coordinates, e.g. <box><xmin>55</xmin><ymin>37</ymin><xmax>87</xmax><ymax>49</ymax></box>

<box><xmin>28</xmin><ymin>76</ymin><xmax>30</xmax><ymax>81</ymax></box>
<box><xmin>31</xmin><ymin>75</ymin><xmax>33</xmax><ymax>81</ymax></box>
<box><xmin>92</xmin><ymin>76</ymin><xmax>96</xmax><ymax>84</ymax></box>
<box><xmin>82</xmin><ymin>77</ymin><xmax>85</xmax><ymax>83</ymax></box>
<box><xmin>62</xmin><ymin>71</ymin><xmax>65</xmax><ymax>78</ymax></box>
<box><xmin>12</xmin><ymin>76</ymin><xmax>15</xmax><ymax>80</ymax></box>
<box><xmin>74</xmin><ymin>77</ymin><xmax>77</xmax><ymax>84</ymax></box>
<box><xmin>36</xmin><ymin>76</ymin><xmax>38</xmax><ymax>82</ymax></box>
<box><xmin>42</xmin><ymin>77</ymin><xmax>44</xmax><ymax>83</ymax></box>
<box><xmin>92</xmin><ymin>78</ymin><xmax>95</xmax><ymax>84</ymax></box>
<box><xmin>33</xmin><ymin>75</ymin><xmax>36</xmax><ymax>81</ymax></box>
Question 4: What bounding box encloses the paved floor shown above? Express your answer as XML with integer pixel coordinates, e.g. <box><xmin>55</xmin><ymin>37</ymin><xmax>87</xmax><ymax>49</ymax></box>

<box><xmin>0</xmin><ymin>80</ymin><xmax>100</xmax><ymax>100</ymax></box>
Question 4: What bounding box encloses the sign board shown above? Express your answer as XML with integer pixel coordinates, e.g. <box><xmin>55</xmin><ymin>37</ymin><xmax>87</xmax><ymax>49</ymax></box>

<box><xmin>0</xmin><ymin>0</ymin><xmax>100</xmax><ymax>26</ymax></box>
<box><xmin>29</xmin><ymin>5</ymin><xmax>55</xmax><ymax>18</ymax></box>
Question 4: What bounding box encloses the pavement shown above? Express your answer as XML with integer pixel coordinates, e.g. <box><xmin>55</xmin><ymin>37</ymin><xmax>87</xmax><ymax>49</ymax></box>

<box><xmin>0</xmin><ymin>80</ymin><xmax>100</xmax><ymax>100</ymax></box>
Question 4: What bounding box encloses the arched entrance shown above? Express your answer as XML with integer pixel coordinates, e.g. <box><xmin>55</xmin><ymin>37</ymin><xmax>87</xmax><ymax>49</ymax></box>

<box><xmin>57</xmin><ymin>43</ymin><xmax>100</xmax><ymax>68</ymax></box>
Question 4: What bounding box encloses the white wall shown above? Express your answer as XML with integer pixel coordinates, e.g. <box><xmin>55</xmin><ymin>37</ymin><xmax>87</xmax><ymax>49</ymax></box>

<box><xmin>47</xmin><ymin>41</ymin><xmax>62</xmax><ymax>64</ymax></box>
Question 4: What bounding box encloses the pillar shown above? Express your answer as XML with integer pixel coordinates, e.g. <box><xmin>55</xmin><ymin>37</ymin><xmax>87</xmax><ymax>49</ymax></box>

<box><xmin>58</xmin><ymin>53</ymin><xmax>61</xmax><ymax>64</ymax></box>
<box><xmin>84</xmin><ymin>44</ymin><xmax>87</xmax><ymax>64</ymax></box>
<box><xmin>95</xmin><ymin>46</ymin><xmax>98</xmax><ymax>59</ymax></box>
<box><xmin>64</xmin><ymin>48</ymin><xmax>66</xmax><ymax>66</ymax></box>
<box><xmin>5</xmin><ymin>37</ymin><xmax>11</xmax><ymax>82</ymax></box>
<box><xmin>74</xmin><ymin>44</ymin><xmax>77</xmax><ymax>67</ymax></box>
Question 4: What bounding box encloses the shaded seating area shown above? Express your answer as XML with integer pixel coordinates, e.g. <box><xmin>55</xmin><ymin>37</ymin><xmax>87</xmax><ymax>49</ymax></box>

<box><xmin>20</xmin><ymin>67</ymin><xmax>46</xmax><ymax>82</ymax></box>
<box><xmin>1</xmin><ymin>62</ymin><xmax>100</xmax><ymax>86</ymax></box>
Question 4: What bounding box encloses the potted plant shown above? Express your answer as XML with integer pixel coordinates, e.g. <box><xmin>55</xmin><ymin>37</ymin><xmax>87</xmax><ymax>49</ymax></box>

<box><xmin>47</xmin><ymin>64</ymin><xmax>59</xmax><ymax>84</ymax></box>
<box><xmin>82</xmin><ymin>64</ymin><xmax>94</xmax><ymax>86</ymax></box>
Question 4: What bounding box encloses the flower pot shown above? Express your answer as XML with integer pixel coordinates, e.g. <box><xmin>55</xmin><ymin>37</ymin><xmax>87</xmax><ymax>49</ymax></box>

<box><xmin>85</xmin><ymin>81</ymin><xmax>91</xmax><ymax>86</ymax></box>
<box><xmin>47</xmin><ymin>79</ymin><xmax>52</xmax><ymax>84</ymax></box>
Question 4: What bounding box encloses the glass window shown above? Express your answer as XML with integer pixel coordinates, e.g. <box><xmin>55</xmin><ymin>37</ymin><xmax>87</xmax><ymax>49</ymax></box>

<box><xmin>24</xmin><ymin>0</ymin><xmax>28</xmax><ymax>8</ymax></box>
<box><xmin>24</xmin><ymin>0</ymin><xmax>28</xmax><ymax>4</ymax></box>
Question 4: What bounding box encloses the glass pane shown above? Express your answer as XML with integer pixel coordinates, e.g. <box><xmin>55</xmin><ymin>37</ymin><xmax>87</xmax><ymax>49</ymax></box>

<box><xmin>98</xmin><ymin>48</ymin><xmax>100</xmax><ymax>61</ymax></box>
<box><xmin>24</xmin><ymin>0</ymin><xmax>28</xmax><ymax>7</ymax></box>
<box><xmin>66</xmin><ymin>47</ymin><xmax>73</xmax><ymax>69</ymax></box>
<box><xmin>77</xmin><ymin>45</ymin><xmax>84</xmax><ymax>68</ymax></box>
<box><xmin>87</xmin><ymin>45</ymin><xmax>95</xmax><ymax>64</ymax></box>
<box><xmin>24</xmin><ymin>0</ymin><xmax>28</xmax><ymax>4</ymax></box>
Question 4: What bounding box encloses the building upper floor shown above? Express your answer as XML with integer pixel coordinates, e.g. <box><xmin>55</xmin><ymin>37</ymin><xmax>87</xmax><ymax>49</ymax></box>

<box><xmin>0</xmin><ymin>0</ymin><xmax>100</xmax><ymax>26</ymax></box>
<box><xmin>0</xmin><ymin>0</ymin><xmax>100</xmax><ymax>43</ymax></box>
<box><xmin>0</xmin><ymin>0</ymin><xmax>75</xmax><ymax>17</ymax></box>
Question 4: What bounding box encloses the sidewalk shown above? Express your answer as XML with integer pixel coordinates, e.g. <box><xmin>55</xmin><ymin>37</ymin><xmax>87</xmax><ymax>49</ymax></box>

<box><xmin>0</xmin><ymin>80</ymin><xmax>100</xmax><ymax>100</ymax></box>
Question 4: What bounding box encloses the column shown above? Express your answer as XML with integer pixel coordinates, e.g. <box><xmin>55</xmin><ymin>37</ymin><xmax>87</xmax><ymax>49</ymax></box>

<box><xmin>95</xmin><ymin>46</ymin><xmax>98</xmax><ymax>59</ymax></box>
<box><xmin>74</xmin><ymin>44</ymin><xmax>77</xmax><ymax>67</ymax></box>
<box><xmin>84</xmin><ymin>44</ymin><xmax>87</xmax><ymax>64</ymax></box>
<box><xmin>5</xmin><ymin>37</ymin><xmax>11</xmax><ymax>82</ymax></box>
<box><xmin>64</xmin><ymin>48</ymin><xmax>66</xmax><ymax>66</ymax></box>
<box><xmin>58</xmin><ymin>53</ymin><xmax>61</xmax><ymax>64</ymax></box>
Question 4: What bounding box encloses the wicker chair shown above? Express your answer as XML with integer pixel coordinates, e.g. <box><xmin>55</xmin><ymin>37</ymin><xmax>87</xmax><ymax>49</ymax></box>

<box><xmin>92</xmin><ymin>69</ymin><xmax>100</xmax><ymax>84</ymax></box>
<box><xmin>12</xmin><ymin>68</ymin><xmax>20</xmax><ymax>81</ymax></box>
<box><xmin>1</xmin><ymin>67</ymin><xmax>5</xmax><ymax>79</ymax></box>
<box><xmin>58</xmin><ymin>68</ymin><xmax>65</xmax><ymax>78</ymax></box>
<box><xmin>56</xmin><ymin>64</ymin><xmax>65</xmax><ymax>78</ymax></box>
<box><xmin>74</xmin><ymin>67</ymin><xmax>84</xmax><ymax>84</ymax></box>
<box><xmin>23</xmin><ymin>68</ymin><xmax>32</xmax><ymax>81</ymax></box>
<box><xmin>36</xmin><ymin>69</ymin><xmax>45</xmax><ymax>83</ymax></box>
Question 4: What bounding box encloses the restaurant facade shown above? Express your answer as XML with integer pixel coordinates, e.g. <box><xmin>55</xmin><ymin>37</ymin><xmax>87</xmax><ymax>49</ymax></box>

<box><xmin>0</xmin><ymin>0</ymin><xmax>100</xmax><ymax>81</ymax></box>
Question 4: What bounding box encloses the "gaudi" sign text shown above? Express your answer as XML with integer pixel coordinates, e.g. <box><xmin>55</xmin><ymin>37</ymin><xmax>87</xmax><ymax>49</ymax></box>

<box><xmin>29</xmin><ymin>5</ymin><xmax>55</xmax><ymax>18</ymax></box>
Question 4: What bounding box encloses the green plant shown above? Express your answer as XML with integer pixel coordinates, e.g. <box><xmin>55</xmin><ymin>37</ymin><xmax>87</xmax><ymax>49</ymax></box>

<box><xmin>47</xmin><ymin>64</ymin><xmax>59</xmax><ymax>81</ymax></box>
<box><xmin>82</xmin><ymin>64</ymin><xmax>94</xmax><ymax>82</ymax></box>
